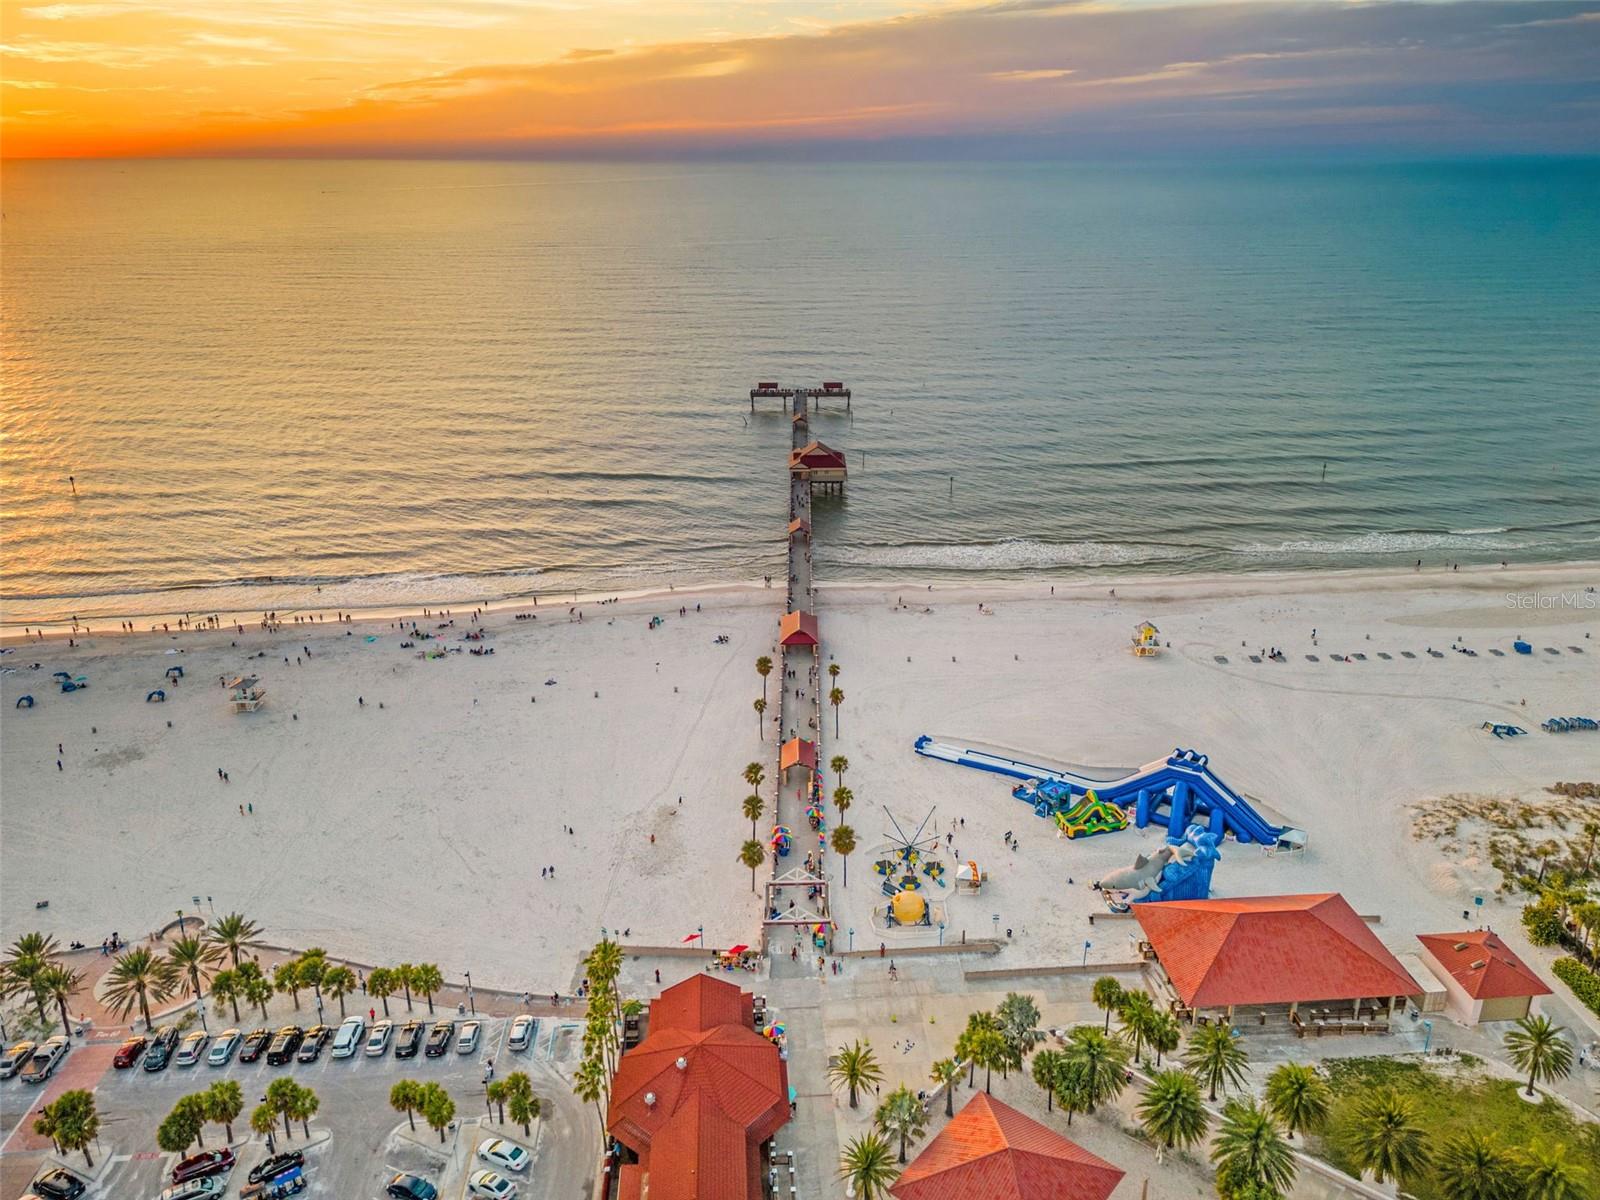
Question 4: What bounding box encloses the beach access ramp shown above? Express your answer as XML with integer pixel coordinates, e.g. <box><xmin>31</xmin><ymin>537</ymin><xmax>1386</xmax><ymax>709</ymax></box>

<box><xmin>913</xmin><ymin>736</ymin><xmax>1301</xmax><ymax>849</ymax></box>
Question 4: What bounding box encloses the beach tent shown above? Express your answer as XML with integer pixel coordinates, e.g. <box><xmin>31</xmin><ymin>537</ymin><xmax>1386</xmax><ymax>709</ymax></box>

<box><xmin>15</xmin><ymin>695</ymin><xmax>34</xmax><ymax>709</ymax></box>
<box><xmin>166</xmin><ymin>665</ymin><xmax>184</xmax><ymax>680</ymax></box>
<box><xmin>780</xmin><ymin>737</ymin><xmax>817</xmax><ymax>773</ymax></box>
<box><xmin>779</xmin><ymin>610</ymin><xmax>819</xmax><ymax>647</ymax></box>
<box><xmin>146</xmin><ymin>689</ymin><xmax>166</xmax><ymax>703</ymax></box>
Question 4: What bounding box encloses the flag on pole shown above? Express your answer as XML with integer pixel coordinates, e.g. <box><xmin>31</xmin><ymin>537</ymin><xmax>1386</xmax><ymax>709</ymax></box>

<box><xmin>681</xmin><ymin>931</ymin><xmax>701</xmax><ymax>943</ymax></box>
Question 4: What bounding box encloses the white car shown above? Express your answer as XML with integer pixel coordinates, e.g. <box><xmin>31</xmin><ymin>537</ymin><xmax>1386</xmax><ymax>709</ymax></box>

<box><xmin>174</xmin><ymin>1030</ymin><xmax>210</xmax><ymax>1067</ymax></box>
<box><xmin>206</xmin><ymin>1029</ymin><xmax>241</xmax><ymax>1066</ymax></box>
<box><xmin>456</xmin><ymin>1021</ymin><xmax>481</xmax><ymax>1054</ymax></box>
<box><xmin>332</xmin><ymin>1015</ymin><xmax>366</xmax><ymax>1058</ymax></box>
<box><xmin>365</xmin><ymin>1019</ymin><xmax>393</xmax><ymax>1056</ymax></box>
<box><xmin>476</xmin><ymin>1138</ymin><xmax>530</xmax><ymax>1173</ymax></box>
<box><xmin>468</xmin><ymin>1170</ymin><xmax>516</xmax><ymax>1199</ymax></box>
<box><xmin>507</xmin><ymin>1016</ymin><xmax>534</xmax><ymax>1052</ymax></box>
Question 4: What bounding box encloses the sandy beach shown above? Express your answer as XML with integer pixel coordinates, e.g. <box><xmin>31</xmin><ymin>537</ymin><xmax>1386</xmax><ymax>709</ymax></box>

<box><xmin>3</xmin><ymin>563</ymin><xmax>1597</xmax><ymax>997</ymax></box>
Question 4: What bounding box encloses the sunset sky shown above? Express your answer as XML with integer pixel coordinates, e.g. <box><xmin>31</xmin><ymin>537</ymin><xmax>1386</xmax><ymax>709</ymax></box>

<box><xmin>3</xmin><ymin>0</ymin><xmax>1597</xmax><ymax>157</ymax></box>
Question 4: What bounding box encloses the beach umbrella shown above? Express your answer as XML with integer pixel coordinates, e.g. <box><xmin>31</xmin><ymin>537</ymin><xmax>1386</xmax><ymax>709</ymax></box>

<box><xmin>874</xmin><ymin>859</ymin><xmax>894</xmax><ymax>876</ymax></box>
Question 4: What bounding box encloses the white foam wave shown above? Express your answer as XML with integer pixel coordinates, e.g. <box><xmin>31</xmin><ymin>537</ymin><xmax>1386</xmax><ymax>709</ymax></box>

<box><xmin>824</xmin><ymin>539</ymin><xmax>1186</xmax><ymax>571</ymax></box>
<box><xmin>1238</xmin><ymin>530</ymin><xmax>1529</xmax><ymax>557</ymax></box>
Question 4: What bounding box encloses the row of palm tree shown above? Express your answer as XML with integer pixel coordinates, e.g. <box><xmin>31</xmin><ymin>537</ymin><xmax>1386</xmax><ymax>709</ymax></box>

<box><xmin>389</xmin><ymin>1079</ymin><xmax>458</xmax><ymax>1142</ymax></box>
<box><xmin>33</xmin><ymin>1089</ymin><xmax>100</xmax><ymax>1168</ymax></box>
<box><xmin>487</xmin><ymin>1072</ymin><xmax>542</xmax><ymax>1136</ymax></box>
<box><xmin>157</xmin><ymin>1080</ymin><xmax>250</xmax><ymax>1153</ymax></box>
<box><xmin>0</xmin><ymin>931</ymin><xmax>84</xmax><ymax>1037</ymax></box>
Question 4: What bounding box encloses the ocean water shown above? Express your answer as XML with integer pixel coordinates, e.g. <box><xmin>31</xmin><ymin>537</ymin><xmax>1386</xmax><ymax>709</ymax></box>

<box><xmin>3</xmin><ymin>159</ymin><xmax>1598</xmax><ymax>625</ymax></box>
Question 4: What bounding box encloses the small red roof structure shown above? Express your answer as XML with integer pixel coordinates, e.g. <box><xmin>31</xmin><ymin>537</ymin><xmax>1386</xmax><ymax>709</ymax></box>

<box><xmin>788</xmin><ymin>517</ymin><xmax>812</xmax><ymax>539</ymax></box>
<box><xmin>608</xmin><ymin>975</ymin><xmax>790</xmax><ymax>1200</ymax></box>
<box><xmin>779</xmin><ymin>610</ymin><xmax>819</xmax><ymax>646</ymax></box>
<box><xmin>890</xmin><ymin>1093</ymin><xmax>1124</xmax><ymax>1200</ymax></box>
<box><xmin>789</xmin><ymin>441</ymin><xmax>848</xmax><ymax>472</ymax></box>
<box><xmin>1133</xmin><ymin>894</ymin><xmax>1416</xmax><ymax>1010</ymax></box>
<box><xmin>780</xmin><ymin>737</ymin><xmax>816</xmax><ymax>772</ymax></box>
<box><xmin>1416</xmin><ymin>931</ymin><xmax>1551</xmax><ymax>1001</ymax></box>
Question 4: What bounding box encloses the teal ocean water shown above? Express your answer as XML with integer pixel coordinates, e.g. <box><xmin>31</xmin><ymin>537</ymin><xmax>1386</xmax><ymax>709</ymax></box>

<box><xmin>3</xmin><ymin>159</ymin><xmax>1597</xmax><ymax>624</ymax></box>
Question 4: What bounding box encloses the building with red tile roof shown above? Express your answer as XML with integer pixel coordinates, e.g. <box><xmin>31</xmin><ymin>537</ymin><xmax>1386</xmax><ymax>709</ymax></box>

<box><xmin>890</xmin><ymin>1093</ymin><xmax>1124</xmax><ymax>1200</ymax></box>
<box><xmin>789</xmin><ymin>441</ymin><xmax>847</xmax><ymax>489</ymax></box>
<box><xmin>779</xmin><ymin>610</ymin><xmax>819</xmax><ymax>646</ymax></box>
<box><xmin>1133</xmin><ymin>893</ymin><xmax>1418</xmax><ymax>1024</ymax></box>
<box><xmin>780</xmin><ymin>736</ymin><xmax>816</xmax><ymax>774</ymax></box>
<box><xmin>608</xmin><ymin>974</ymin><xmax>790</xmax><ymax>1200</ymax></box>
<box><xmin>1416</xmin><ymin>930</ymin><xmax>1552</xmax><ymax>1024</ymax></box>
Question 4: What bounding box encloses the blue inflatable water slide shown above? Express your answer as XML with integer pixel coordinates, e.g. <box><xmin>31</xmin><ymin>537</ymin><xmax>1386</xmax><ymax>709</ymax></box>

<box><xmin>913</xmin><ymin>736</ymin><xmax>1301</xmax><ymax>848</ymax></box>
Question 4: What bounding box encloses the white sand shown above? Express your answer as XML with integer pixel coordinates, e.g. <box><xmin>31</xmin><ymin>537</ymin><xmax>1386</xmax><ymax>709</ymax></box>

<box><xmin>3</xmin><ymin>564</ymin><xmax>1596</xmax><ymax>996</ymax></box>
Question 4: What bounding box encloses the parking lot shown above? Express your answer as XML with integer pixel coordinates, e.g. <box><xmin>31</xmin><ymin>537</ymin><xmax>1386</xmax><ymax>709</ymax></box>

<box><xmin>2</xmin><ymin>1012</ymin><xmax>599</xmax><ymax>1200</ymax></box>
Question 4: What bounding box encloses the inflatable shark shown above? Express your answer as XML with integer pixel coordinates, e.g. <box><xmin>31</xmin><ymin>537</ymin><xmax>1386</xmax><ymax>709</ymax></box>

<box><xmin>1100</xmin><ymin>823</ymin><xmax>1221</xmax><ymax>911</ymax></box>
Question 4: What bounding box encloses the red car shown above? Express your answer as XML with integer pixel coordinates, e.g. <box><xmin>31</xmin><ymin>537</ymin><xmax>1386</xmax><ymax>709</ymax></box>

<box><xmin>171</xmin><ymin>1148</ymin><xmax>234</xmax><ymax>1184</ymax></box>
<box><xmin>112</xmin><ymin>1036</ymin><xmax>147</xmax><ymax>1069</ymax></box>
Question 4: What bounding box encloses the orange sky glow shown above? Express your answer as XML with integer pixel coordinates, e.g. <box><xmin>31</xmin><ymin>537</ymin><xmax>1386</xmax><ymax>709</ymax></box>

<box><xmin>3</xmin><ymin>0</ymin><xmax>1597</xmax><ymax>157</ymax></box>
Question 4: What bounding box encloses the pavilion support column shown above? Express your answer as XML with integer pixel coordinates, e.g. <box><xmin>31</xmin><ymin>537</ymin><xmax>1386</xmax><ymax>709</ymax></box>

<box><xmin>1352</xmin><ymin>997</ymin><xmax>1362</xmax><ymax>1020</ymax></box>
<box><xmin>1226</xmin><ymin>1005</ymin><xmax>1235</xmax><ymax>1026</ymax></box>
<box><xmin>1288</xmin><ymin>1001</ymin><xmax>1298</xmax><ymax>1020</ymax></box>
<box><xmin>1387</xmin><ymin>995</ymin><xmax>1397</xmax><ymax>1019</ymax></box>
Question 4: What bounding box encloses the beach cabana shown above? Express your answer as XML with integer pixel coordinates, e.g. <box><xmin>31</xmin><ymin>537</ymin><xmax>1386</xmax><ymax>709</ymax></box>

<box><xmin>1415</xmin><ymin>930</ymin><xmax>1552</xmax><ymax>1025</ymax></box>
<box><xmin>227</xmin><ymin>675</ymin><xmax>266</xmax><ymax>713</ymax></box>
<box><xmin>779</xmin><ymin>611</ymin><xmax>819</xmax><ymax>647</ymax></box>
<box><xmin>780</xmin><ymin>738</ymin><xmax>816</xmax><ymax>774</ymax></box>
<box><xmin>890</xmin><ymin>1093</ymin><xmax>1124</xmax><ymax>1200</ymax></box>
<box><xmin>1134</xmin><ymin>893</ymin><xmax>1418</xmax><ymax>1032</ymax></box>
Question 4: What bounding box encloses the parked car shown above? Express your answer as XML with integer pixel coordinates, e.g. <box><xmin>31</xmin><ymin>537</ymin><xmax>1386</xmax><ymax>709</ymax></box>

<box><xmin>265</xmin><ymin>1025</ymin><xmax>304</xmax><ymax>1066</ymax></box>
<box><xmin>1</xmin><ymin>1040</ymin><xmax>37</xmax><ymax>1079</ymax></box>
<box><xmin>295</xmin><ymin>1025</ymin><xmax>332</xmax><ymax>1062</ymax></box>
<box><xmin>144</xmin><ymin>1026</ymin><xmax>180</xmax><ymax>1072</ymax></box>
<box><xmin>476</xmin><ymin>1138</ymin><xmax>530</xmax><ymax>1173</ymax></box>
<box><xmin>238</xmin><ymin>1028</ymin><xmax>273</xmax><ymax>1063</ymax></box>
<box><xmin>331</xmin><ymin>1015</ymin><xmax>366</xmax><ymax>1058</ymax></box>
<box><xmin>174</xmin><ymin>1029</ymin><xmax>211</xmax><ymax>1067</ymax></box>
<box><xmin>394</xmin><ymin>1020</ymin><xmax>424</xmax><ymax>1059</ymax></box>
<box><xmin>424</xmin><ymin>1020</ymin><xmax>454</xmax><ymax>1058</ymax></box>
<box><xmin>365</xmin><ymin>1019</ymin><xmax>394</xmax><ymax>1057</ymax></box>
<box><xmin>112</xmin><ymin>1035</ymin><xmax>148</xmax><ymax>1069</ymax></box>
<box><xmin>159</xmin><ymin>1177</ymin><xmax>225</xmax><ymax>1200</ymax></box>
<box><xmin>29</xmin><ymin>1169</ymin><xmax>86</xmax><ymax>1200</ymax></box>
<box><xmin>207</xmin><ymin>1029</ymin><xmax>241</xmax><ymax>1066</ymax></box>
<box><xmin>468</xmin><ymin>1170</ymin><xmax>516</xmax><ymax>1199</ymax></box>
<box><xmin>20</xmin><ymin>1035</ymin><xmax>69</xmax><ymax>1084</ymax></box>
<box><xmin>385</xmin><ymin>1174</ymin><xmax>438</xmax><ymax>1200</ymax></box>
<box><xmin>506</xmin><ymin>1016</ymin><xmax>534</xmax><ymax>1052</ymax></box>
<box><xmin>456</xmin><ymin>1020</ymin><xmax>481</xmax><ymax>1054</ymax></box>
<box><xmin>171</xmin><ymin>1148</ymin><xmax>235</xmax><ymax>1184</ymax></box>
<box><xmin>247</xmin><ymin>1151</ymin><xmax>305</xmax><ymax>1185</ymax></box>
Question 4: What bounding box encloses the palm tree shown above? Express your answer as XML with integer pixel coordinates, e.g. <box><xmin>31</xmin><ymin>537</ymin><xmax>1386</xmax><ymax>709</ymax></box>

<box><xmin>2</xmin><ymin>932</ymin><xmax>60</xmax><ymax>1020</ymax></box>
<box><xmin>756</xmin><ymin>655</ymin><xmax>773</xmax><ymax>702</ymax></box>
<box><xmin>1519</xmin><ymin>1138</ymin><xmax>1588</xmax><ymax>1200</ymax></box>
<box><xmin>35</xmin><ymin>963</ymin><xmax>84</xmax><ymax>1037</ymax></box>
<box><xmin>839</xmin><ymin>1132</ymin><xmax>899</xmax><ymax>1200</ymax></box>
<box><xmin>1434</xmin><ymin>1131</ymin><xmax>1521</xmax><ymax>1200</ymax></box>
<box><xmin>1032</xmin><ymin>1049</ymin><xmax>1066</xmax><ymax>1111</ymax></box>
<box><xmin>272</xmin><ymin>960</ymin><xmax>303</xmax><ymax>1008</ymax></box>
<box><xmin>1264</xmin><ymin>1062</ymin><xmax>1330</xmax><ymax>1139</ymax></box>
<box><xmin>295</xmin><ymin>949</ymin><xmax>328</xmax><ymax>997</ymax></box>
<box><xmin>265</xmin><ymin>1078</ymin><xmax>300</xmax><ymax>1140</ymax></box>
<box><xmin>874</xmin><ymin>1085</ymin><xmax>929</xmax><ymax>1163</ymax></box>
<box><xmin>830</xmin><ymin>754</ymin><xmax>849</xmax><ymax>780</ymax></box>
<box><xmin>390</xmin><ymin>1080</ymin><xmax>424</xmax><ymax>1131</ymax></box>
<box><xmin>829</xmin><ymin>686</ymin><xmax>844</xmax><ymax>736</ymax></box>
<box><xmin>1060</xmin><ymin>1025</ymin><xmax>1130</xmax><ymax>1114</ymax></box>
<box><xmin>828</xmin><ymin>1040</ymin><xmax>884</xmax><ymax>1109</ymax></box>
<box><xmin>411</xmin><ymin>963</ymin><xmax>444</xmax><ymax>1014</ymax></box>
<box><xmin>574</xmin><ymin>1055</ymin><xmax>609</xmax><ymax>1135</ymax></box>
<box><xmin>238</xmin><ymin>962</ymin><xmax>273</xmax><ymax>1021</ymax></box>
<box><xmin>486</xmin><ymin>1079</ymin><xmax>508</xmax><ymax>1125</ymax></box>
<box><xmin>1581</xmin><ymin>820</ymin><xmax>1600</xmax><ymax>876</ymax></box>
<box><xmin>421</xmin><ymin>1082</ymin><xmax>455</xmax><ymax>1143</ymax></box>
<box><xmin>394</xmin><ymin>963</ymin><xmax>416</xmax><ymax>1011</ymax></box>
<box><xmin>1503</xmin><ymin>1014</ymin><xmax>1573</xmax><ymax>1097</ymax></box>
<box><xmin>1091</xmin><ymin>977</ymin><xmax>1124</xmax><ymax>1033</ymax></box>
<box><xmin>289</xmin><ymin>1084</ymin><xmax>319</xmax><ymax>1138</ymax></box>
<box><xmin>1117</xmin><ymin>991</ymin><xmax>1157</xmax><ymax>1064</ymax></box>
<box><xmin>368</xmin><ymin>967</ymin><xmax>396</xmax><ymax>1018</ymax></box>
<box><xmin>833</xmin><ymin>785</ymin><xmax>853</xmax><ymax>818</ymax></box>
<box><xmin>1148</xmin><ymin>1011</ymin><xmax>1181</xmax><ymax>1067</ymax></box>
<box><xmin>206</xmin><ymin>1080</ymin><xmax>244</xmax><ymax>1143</ymax></box>
<box><xmin>739</xmin><ymin>839</ymin><xmax>767</xmax><ymax>891</ymax></box>
<box><xmin>167</xmin><ymin>935</ymin><xmax>222</xmax><ymax>999</ymax></box>
<box><xmin>504</xmin><ymin>1072</ymin><xmax>540</xmax><ymax>1137</ymax></box>
<box><xmin>210</xmin><ymin>969</ymin><xmax>243</xmax><ymax>1023</ymax></box>
<box><xmin>970</xmin><ymin>1028</ymin><xmax>1010</xmax><ymax>1093</ymax></box>
<box><xmin>321</xmin><ymin>966</ymin><xmax>356</xmax><ymax>1018</ymax></box>
<box><xmin>997</xmin><ymin>992</ymin><xmax>1044</xmax><ymax>1065</ymax></box>
<box><xmin>743</xmin><ymin>793</ymin><xmax>764</xmax><ymax>838</ymax></box>
<box><xmin>929</xmin><ymin>1058</ymin><xmax>963</xmax><ymax>1118</ymax></box>
<box><xmin>1183</xmin><ymin>1022</ymin><xmax>1249</xmax><ymax>1101</ymax></box>
<box><xmin>955</xmin><ymin>1010</ymin><xmax>1001</xmax><ymax>1088</ymax></box>
<box><xmin>1341</xmin><ymin>1089</ymin><xmax>1430</xmax><ymax>1186</ymax></box>
<box><xmin>250</xmin><ymin>1104</ymin><xmax>278</xmax><ymax>1153</ymax></box>
<box><xmin>35</xmin><ymin>1090</ymin><xmax>98</xmax><ymax>1168</ymax></box>
<box><xmin>831</xmin><ymin>825</ymin><xmax>857</xmax><ymax>885</ymax></box>
<box><xmin>1211</xmin><ymin>1099</ymin><xmax>1296</xmax><ymax>1198</ymax></box>
<box><xmin>206</xmin><ymin>913</ymin><xmax>263</xmax><ymax>969</ymax></box>
<box><xmin>753</xmin><ymin>697</ymin><xmax>767</xmax><ymax>737</ymax></box>
<box><xmin>1137</xmin><ymin>1070</ymin><xmax>1208</xmax><ymax>1158</ymax></box>
<box><xmin>829</xmin><ymin>662</ymin><xmax>841</xmax><ymax>683</ymax></box>
<box><xmin>103</xmin><ymin>947</ymin><xmax>179</xmax><ymax>1031</ymax></box>
<box><xmin>158</xmin><ymin>1095</ymin><xmax>208</xmax><ymax>1153</ymax></box>
<box><xmin>743</xmin><ymin>762</ymin><xmax>765</xmax><ymax>791</ymax></box>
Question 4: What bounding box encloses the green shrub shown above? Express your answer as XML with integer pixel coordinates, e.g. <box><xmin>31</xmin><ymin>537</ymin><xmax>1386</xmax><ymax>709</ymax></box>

<box><xmin>1552</xmin><ymin>957</ymin><xmax>1600</xmax><ymax>1018</ymax></box>
<box><xmin>1522</xmin><ymin>902</ymin><xmax>1565</xmax><ymax>946</ymax></box>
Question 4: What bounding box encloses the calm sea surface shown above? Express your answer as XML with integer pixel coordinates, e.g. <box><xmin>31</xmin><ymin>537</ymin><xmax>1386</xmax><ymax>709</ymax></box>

<box><xmin>3</xmin><ymin>159</ymin><xmax>1598</xmax><ymax>624</ymax></box>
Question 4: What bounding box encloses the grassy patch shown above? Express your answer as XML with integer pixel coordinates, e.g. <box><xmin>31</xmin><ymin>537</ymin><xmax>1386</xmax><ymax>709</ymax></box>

<box><xmin>1311</xmin><ymin>1056</ymin><xmax>1600</xmax><ymax>1199</ymax></box>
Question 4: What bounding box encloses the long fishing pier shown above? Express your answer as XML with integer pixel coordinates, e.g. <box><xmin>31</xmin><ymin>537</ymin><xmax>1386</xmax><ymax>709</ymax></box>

<box><xmin>761</xmin><ymin>382</ymin><xmax>850</xmax><ymax>959</ymax></box>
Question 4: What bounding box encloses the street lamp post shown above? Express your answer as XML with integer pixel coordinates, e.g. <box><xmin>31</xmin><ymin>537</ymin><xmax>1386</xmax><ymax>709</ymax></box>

<box><xmin>1082</xmin><ymin>941</ymin><xmax>1092</xmax><ymax>967</ymax></box>
<box><xmin>195</xmin><ymin>992</ymin><xmax>208</xmax><ymax>1033</ymax></box>
<box><xmin>465</xmin><ymin>972</ymin><xmax>475</xmax><ymax>1015</ymax></box>
<box><xmin>1422</xmin><ymin>1020</ymin><xmax>1433</xmax><ymax>1053</ymax></box>
<box><xmin>847</xmin><ymin>927</ymin><xmax>854</xmax><ymax>952</ymax></box>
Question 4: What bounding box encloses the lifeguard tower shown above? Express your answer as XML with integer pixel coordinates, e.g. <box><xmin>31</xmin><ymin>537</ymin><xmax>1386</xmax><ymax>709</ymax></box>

<box><xmin>1131</xmin><ymin>621</ymin><xmax>1161</xmax><ymax>657</ymax></box>
<box><xmin>227</xmin><ymin>675</ymin><xmax>266</xmax><ymax>713</ymax></box>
